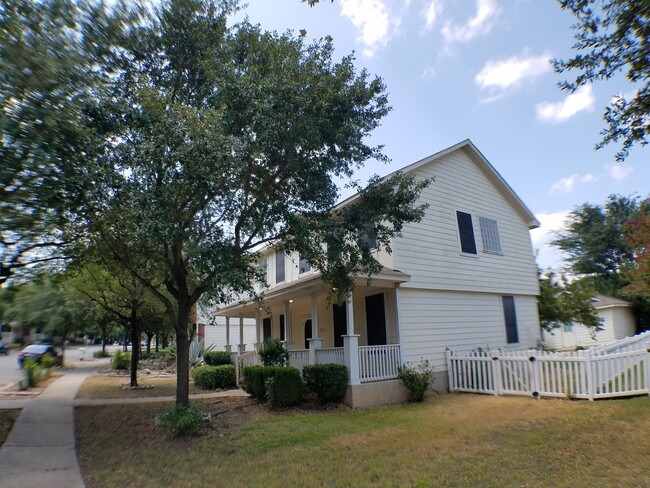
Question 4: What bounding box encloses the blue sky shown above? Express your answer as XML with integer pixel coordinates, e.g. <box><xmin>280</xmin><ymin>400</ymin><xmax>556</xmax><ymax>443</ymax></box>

<box><xmin>234</xmin><ymin>0</ymin><xmax>648</xmax><ymax>271</ymax></box>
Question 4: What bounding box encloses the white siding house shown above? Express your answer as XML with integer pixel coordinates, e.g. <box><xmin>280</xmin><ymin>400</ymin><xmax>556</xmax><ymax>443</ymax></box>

<box><xmin>542</xmin><ymin>295</ymin><xmax>637</xmax><ymax>351</ymax></box>
<box><xmin>214</xmin><ymin>139</ymin><xmax>541</xmax><ymax>407</ymax></box>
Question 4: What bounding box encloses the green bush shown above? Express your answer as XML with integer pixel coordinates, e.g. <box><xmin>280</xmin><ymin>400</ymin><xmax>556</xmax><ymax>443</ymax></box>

<box><xmin>203</xmin><ymin>351</ymin><xmax>233</xmax><ymax>366</ymax></box>
<box><xmin>398</xmin><ymin>360</ymin><xmax>434</xmax><ymax>402</ymax></box>
<box><xmin>193</xmin><ymin>365</ymin><xmax>236</xmax><ymax>390</ymax></box>
<box><xmin>156</xmin><ymin>405</ymin><xmax>203</xmax><ymax>438</ymax></box>
<box><xmin>111</xmin><ymin>350</ymin><xmax>131</xmax><ymax>370</ymax></box>
<box><xmin>93</xmin><ymin>349</ymin><xmax>111</xmax><ymax>358</ymax></box>
<box><xmin>40</xmin><ymin>352</ymin><xmax>54</xmax><ymax>369</ymax></box>
<box><xmin>302</xmin><ymin>364</ymin><xmax>348</xmax><ymax>404</ymax></box>
<box><xmin>241</xmin><ymin>366</ymin><xmax>268</xmax><ymax>398</ymax></box>
<box><xmin>258</xmin><ymin>339</ymin><xmax>289</xmax><ymax>367</ymax></box>
<box><xmin>265</xmin><ymin>367</ymin><xmax>304</xmax><ymax>407</ymax></box>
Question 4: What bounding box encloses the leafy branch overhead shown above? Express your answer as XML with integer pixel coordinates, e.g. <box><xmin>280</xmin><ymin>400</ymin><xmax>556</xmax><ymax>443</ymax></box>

<box><xmin>554</xmin><ymin>0</ymin><xmax>649</xmax><ymax>161</ymax></box>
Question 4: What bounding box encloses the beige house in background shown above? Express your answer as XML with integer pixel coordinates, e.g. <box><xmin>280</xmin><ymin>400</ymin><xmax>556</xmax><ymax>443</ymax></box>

<box><xmin>542</xmin><ymin>295</ymin><xmax>637</xmax><ymax>351</ymax></box>
<box><xmin>214</xmin><ymin>139</ymin><xmax>542</xmax><ymax>407</ymax></box>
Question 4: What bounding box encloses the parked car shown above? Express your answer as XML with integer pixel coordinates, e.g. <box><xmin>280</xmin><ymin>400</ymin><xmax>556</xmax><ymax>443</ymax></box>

<box><xmin>0</xmin><ymin>341</ymin><xmax>8</xmax><ymax>355</ymax></box>
<box><xmin>17</xmin><ymin>344</ymin><xmax>62</xmax><ymax>369</ymax></box>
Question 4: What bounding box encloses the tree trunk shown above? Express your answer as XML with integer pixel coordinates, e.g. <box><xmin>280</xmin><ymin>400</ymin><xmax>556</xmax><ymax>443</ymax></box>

<box><xmin>155</xmin><ymin>332</ymin><xmax>159</xmax><ymax>352</ymax></box>
<box><xmin>176</xmin><ymin>326</ymin><xmax>190</xmax><ymax>406</ymax></box>
<box><xmin>101</xmin><ymin>326</ymin><xmax>107</xmax><ymax>355</ymax></box>
<box><xmin>129</xmin><ymin>317</ymin><xmax>139</xmax><ymax>388</ymax></box>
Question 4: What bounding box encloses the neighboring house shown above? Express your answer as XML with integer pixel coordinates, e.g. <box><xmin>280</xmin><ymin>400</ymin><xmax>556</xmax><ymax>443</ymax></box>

<box><xmin>542</xmin><ymin>295</ymin><xmax>637</xmax><ymax>351</ymax></box>
<box><xmin>200</xmin><ymin>316</ymin><xmax>257</xmax><ymax>352</ymax></box>
<box><xmin>214</xmin><ymin>139</ymin><xmax>541</xmax><ymax>407</ymax></box>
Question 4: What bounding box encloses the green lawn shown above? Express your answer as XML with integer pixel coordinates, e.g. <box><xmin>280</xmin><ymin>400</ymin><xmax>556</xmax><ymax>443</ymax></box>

<box><xmin>76</xmin><ymin>394</ymin><xmax>650</xmax><ymax>487</ymax></box>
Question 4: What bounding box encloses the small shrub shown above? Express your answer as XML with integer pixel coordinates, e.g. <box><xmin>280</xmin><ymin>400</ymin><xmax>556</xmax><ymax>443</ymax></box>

<box><xmin>156</xmin><ymin>405</ymin><xmax>203</xmax><ymax>438</ymax></box>
<box><xmin>259</xmin><ymin>339</ymin><xmax>289</xmax><ymax>367</ymax></box>
<box><xmin>203</xmin><ymin>351</ymin><xmax>233</xmax><ymax>366</ymax></box>
<box><xmin>265</xmin><ymin>367</ymin><xmax>304</xmax><ymax>407</ymax></box>
<box><xmin>112</xmin><ymin>350</ymin><xmax>131</xmax><ymax>370</ymax></box>
<box><xmin>163</xmin><ymin>343</ymin><xmax>177</xmax><ymax>362</ymax></box>
<box><xmin>398</xmin><ymin>360</ymin><xmax>434</xmax><ymax>402</ymax></box>
<box><xmin>40</xmin><ymin>352</ymin><xmax>54</xmax><ymax>369</ymax></box>
<box><xmin>241</xmin><ymin>366</ymin><xmax>268</xmax><ymax>398</ymax></box>
<box><xmin>22</xmin><ymin>358</ymin><xmax>38</xmax><ymax>387</ymax></box>
<box><xmin>193</xmin><ymin>365</ymin><xmax>236</xmax><ymax>390</ymax></box>
<box><xmin>302</xmin><ymin>364</ymin><xmax>348</xmax><ymax>404</ymax></box>
<box><xmin>93</xmin><ymin>350</ymin><xmax>111</xmax><ymax>358</ymax></box>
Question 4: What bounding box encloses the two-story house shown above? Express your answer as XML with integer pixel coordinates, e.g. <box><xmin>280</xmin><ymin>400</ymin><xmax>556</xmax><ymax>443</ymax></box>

<box><xmin>214</xmin><ymin>139</ymin><xmax>541</xmax><ymax>407</ymax></box>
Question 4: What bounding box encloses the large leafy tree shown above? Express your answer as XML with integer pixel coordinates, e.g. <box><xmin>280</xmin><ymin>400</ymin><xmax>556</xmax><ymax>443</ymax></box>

<box><xmin>74</xmin><ymin>0</ymin><xmax>429</xmax><ymax>407</ymax></box>
<box><xmin>1</xmin><ymin>276</ymin><xmax>97</xmax><ymax>364</ymax></box>
<box><xmin>67</xmin><ymin>263</ymin><xmax>170</xmax><ymax>387</ymax></box>
<box><xmin>552</xmin><ymin>194</ymin><xmax>641</xmax><ymax>294</ymax></box>
<box><xmin>0</xmin><ymin>0</ymin><xmax>139</xmax><ymax>284</ymax></box>
<box><xmin>554</xmin><ymin>0</ymin><xmax>649</xmax><ymax>161</ymax></box>
<box><xmin>623</xmin><ymin>206</ymin><xmax>650</xmax><ymax>304</ymax></box>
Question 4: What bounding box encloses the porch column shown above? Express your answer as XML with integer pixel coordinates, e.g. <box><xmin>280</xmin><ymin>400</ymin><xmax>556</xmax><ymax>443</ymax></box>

<box><xmin>343</xmin><ymin>293</ymin><xmax>360</xmax><ymax>385</ymax></box>
<box><xmin>238</xmin><ymin>316</ymin><xmax>245</xmax><ymax>354</ymax></box>
<box><xmin>309</xmin><ymin>294</ymin><xmax>323</xmax><ymax>364</ymax></box>
<box><xmin>255</xmin><ymin>309</ymin><xmax>262</xmax><ymax>351</ymax></box>
<box><xmin>224</xmin><ymin>316</ymin><xmax>232</xmax><ymax>352</ymax></box>
<box><xmin>283</xmin><ymin>300</ymin><xmax>291</xmax><ymax>349</ymax></box>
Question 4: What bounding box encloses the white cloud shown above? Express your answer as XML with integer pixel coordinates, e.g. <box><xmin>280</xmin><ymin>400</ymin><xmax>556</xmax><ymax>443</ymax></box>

<box><xmin>549</xmin><ymin>173</ymin><xmax>596</xmax><ymax>195</ymax></box>
<box><xmin>475</xmin><ymin>52</ymin><xmax>551</xmax><ymax>91</ymax></box>
<box><xmin>340</xmin><ymin>0</ymin><xmax>392</xmax><ymax>57</ymax></box>
<box><xmin>604</xmin><ymin>163</ymin><xmax>633</xmax><ymax>182</ymax></box>
<box><xmin>530</xmin><ymin>210</ymin><xmax>571</xmax><ymax>270</ymax></box>
<box><xmin>441</xmin><ymin>0</ymin><xmax>501</xmax><ymax>46</ymax></box>
<box><xmin>420</xmin><ymin>66</ymin><xmax>436</xmax><ymax>80</ymax></box>
<box><xmin>536</xmin><ymin>85</ymin><xmax>595</xmax><ymax>123</ymax></box>
<box><xmin>423</xmin><ymin>0</ymin><xmax>443</xmax><ymax>30</ymax></box>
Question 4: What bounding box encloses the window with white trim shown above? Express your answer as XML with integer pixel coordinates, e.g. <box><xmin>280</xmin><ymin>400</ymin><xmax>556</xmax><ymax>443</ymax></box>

<box><xmin>257</xmin><ymin>258</ymin><xmax>268</xmax><ymax>289</ymax></box>
<box><xmin>502</xmin><ymin>295</ymin><xmax>519</xmax><ymax>344</ymax></box>
<box><xmin>275</xmin><ymin>251</ymin><xmax>285</xmax><ymax>284</ymax></box>
<box><xmin>298</xmin><ymin>255</ymin><xmax>311</xmax><ymax>274</ymax></box>
<box><xmin>479</xmin><ymin>216</ymin><xmax>502</xmax><ymax>254</ymax></box>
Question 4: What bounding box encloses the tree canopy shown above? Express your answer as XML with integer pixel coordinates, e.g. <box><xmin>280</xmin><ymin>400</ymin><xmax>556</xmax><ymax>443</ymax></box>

<box><xmin>554</xmin><ymin>0</ymin><xmax>649</xmax><ymax>161</ymax></box>
<box><xmin>64</xmin><ymin>0</ymin><xmax>429</xmax><ymax>406</ymax></box>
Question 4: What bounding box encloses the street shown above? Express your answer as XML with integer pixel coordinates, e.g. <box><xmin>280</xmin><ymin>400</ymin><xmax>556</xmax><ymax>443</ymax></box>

<box><xmin>0</xmin><ymin>344</ymin><xmax>109</xmax><ymax>389</ymax></box>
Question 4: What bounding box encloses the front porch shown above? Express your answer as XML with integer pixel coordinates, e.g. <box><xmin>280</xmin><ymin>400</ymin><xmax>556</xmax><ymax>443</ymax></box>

<box><xmin>215</xmin><ymin>270</ymin><xmax>410</xmax><ymax>406</ymax></box>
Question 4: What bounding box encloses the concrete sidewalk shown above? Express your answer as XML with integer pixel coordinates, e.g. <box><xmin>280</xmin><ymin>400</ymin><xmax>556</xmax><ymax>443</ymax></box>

<box><xmin>0</xmin><ymin>361</ymin><xmax>105</xmax><ymax>488</ymax></box>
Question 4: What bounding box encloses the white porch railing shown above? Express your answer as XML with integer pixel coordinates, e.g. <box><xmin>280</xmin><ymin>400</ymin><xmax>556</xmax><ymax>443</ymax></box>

<box><xmin>315</xmin><ymin>347</ymin><xmax>345</xmax><ymax>365</ymax></box>
<box><xmin>359</xmin><ymin>344</ymin><xmax>401</xmax><ymax>382</ymax></box>
<box><xmin>288</xmin><ymin>349</ymin><xmax>310</xmax><ymax>372</ymax></box>
<box><xmin>447</xmin><ymin>344</ymin><xmax>650</xmax><ymax>400</ymax></box>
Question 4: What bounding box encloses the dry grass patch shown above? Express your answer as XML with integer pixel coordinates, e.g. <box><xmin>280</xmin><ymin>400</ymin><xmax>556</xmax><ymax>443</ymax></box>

<box><xmin>76</xmin><ymin>393</ymin><xmax>650</xmax><ymax>488</ymax></box>
<box><xmin>0</xmin><ymin>409</ymin><xmax>21</xmax><ymax>446</ymax></box>
<box><xmin>76</xmin><ymin>374</ymin><xmax>203</xmax><ymax>399</ymax></box>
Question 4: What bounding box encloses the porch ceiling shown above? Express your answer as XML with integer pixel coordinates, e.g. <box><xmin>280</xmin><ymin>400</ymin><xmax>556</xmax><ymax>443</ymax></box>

<box><xmin>214</xmin><ymin>267</ymin><xmax>410</xmax><ymax>317</ymax></box>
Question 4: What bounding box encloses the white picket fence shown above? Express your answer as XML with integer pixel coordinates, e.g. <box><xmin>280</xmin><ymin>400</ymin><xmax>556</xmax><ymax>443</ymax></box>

<box><xmin>447</xmin><ymin>341</ymin><xmax>650</xmax><ymax>400</ymax></box>
<box><xmin>591</xmin><ymin>330</ymin><xmax>650</xmax><ymax>356</ymax></box>
<box><xmin>288</xmin><ymin>349</ymin><xmax>310</xmax><ymax>372</ymax></box>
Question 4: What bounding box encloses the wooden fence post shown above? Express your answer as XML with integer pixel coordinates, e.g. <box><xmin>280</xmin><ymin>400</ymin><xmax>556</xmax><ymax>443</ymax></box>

<box><xmin>586</xmin><ymin>349</ymin><xmax>595</xmax><ymax>401</ymax></box>
<box><xmin>491</xmin><ymin>350</ymin><xmax>501</xmax><ymax>396</ymax></box>
<box><xmin>645</xmin><ymin>341</ymin><xmax>650</xmax><ymax>397</ymax></box>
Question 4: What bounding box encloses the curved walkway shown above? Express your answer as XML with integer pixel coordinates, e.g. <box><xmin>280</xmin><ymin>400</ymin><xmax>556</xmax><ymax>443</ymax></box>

<box><xmin>0</xmin><ymin>360</ymin><xmax>249</xmax><ymax>488</ymax></box>
<box><xmin>0</xmin><ymin>361</ymin><xmax>104</xmax><ymax>488</ymax></box>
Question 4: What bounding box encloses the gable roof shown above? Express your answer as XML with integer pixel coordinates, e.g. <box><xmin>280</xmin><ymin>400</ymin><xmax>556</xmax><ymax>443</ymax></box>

<box><xmin>592</xmin><ymin>295</ymin><xmax>634</xmax><ymax>309</ymax></box>
<box><xmin>336</xmin><ymin>139</ymin><xmax>540</xmax><ymax>229</ymax></box>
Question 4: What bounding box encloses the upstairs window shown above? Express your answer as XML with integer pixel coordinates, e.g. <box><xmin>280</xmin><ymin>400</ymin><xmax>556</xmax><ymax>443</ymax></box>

<box><xmin>456</xmin><ymin>211</ymin><xmax>477</xmax><ymax>255</ymax></box>
<box><xmin>358</xmin><ymin>231</ymin><xmax>378</xmax><ymax>250</ymax></box>
<box><xmin>257</xmin><ymin>259</ymin><xmax>268</xmax><ymax>289</ymax></box>
<box><xmin>275</xmin><ymin>251</ymin><xmax>285</xmax><ymax>284</ymax></box>
<box><xmin>299</xmin><ymin>255</ymin><xmax>311</xmax><ymax>274</ymax></box>
<box><xmin>479</xmin><ymin>217</ymin><xmax>502</xmax><ymax>254</ymax></box>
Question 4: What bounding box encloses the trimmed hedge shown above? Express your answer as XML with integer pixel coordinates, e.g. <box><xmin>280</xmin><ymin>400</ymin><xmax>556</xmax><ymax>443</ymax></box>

<box><xmin>302</xmin><ymin>364</ymin><xmax>348</xmax><ymax>404</ymax></box>
<box><xmin>265</xmin><ymin>368</ymin><xmax>304</xmax><ymax>407</ymax></box>
<box><xmin>193</xmin><ymin>365</ymin><xmax>236</xmax><ymax>390</ymax></box>
<box><xmin>203</xmin><ymin>351</ymin><xmax>233</xmax><ymax>366</ymax></box>
<box><xmin>242</xmin><ymin>366</ymin><xmax>304</xmax><ymax>405</ymax></box>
